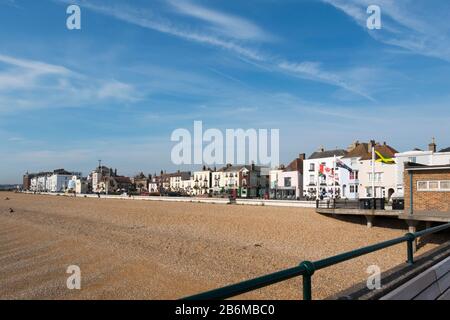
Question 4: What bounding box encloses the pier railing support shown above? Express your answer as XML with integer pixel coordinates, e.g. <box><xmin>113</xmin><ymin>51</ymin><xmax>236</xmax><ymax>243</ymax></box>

<box><xmin>300</xmin><ymin>261</ymin><xmax>315</xmax><ymax>300</ymax></box>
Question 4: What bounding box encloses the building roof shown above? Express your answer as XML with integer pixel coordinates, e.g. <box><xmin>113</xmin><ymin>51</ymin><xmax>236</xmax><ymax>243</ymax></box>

<box><xmin>113</xmin><ymin>176</ymin><xmax>132</xmax><ymax>184</ymax></box>
<box><xmin>217</xmin><ymin>164</ymin><xmax>263</xmax><ymax>172</ymax></box>
<box><xmin>405</xmin><ymin>162</ymin><xmax>450</xmax><ymax>171</ymax></box>
<box><xmin>439</xmin><ymin>147</ymin><xmax>450</xmax><ymax>153</ymax></box>
<box><xmin>53</xmin><ymin>168</ymin><xmax>73</xmax><ymax>175</ymax></box>
<box><xmin>308</xmin><ymin>149</ymin><xmax>347</xmax><ymax>160</ymax></box>
<box><xmin>343</xmin><ymin>143</ymin><xmax>370</xmax><ymax>159</ymax></box>
<box><xmin>362</xmin><ymin>143</ymin><xmax>398</xmax><ymax>161</ymax></box>
<box><xmin>284</xmin><ymin>154</ymin><xmax>305</xmax><ymax>172</ymax></box>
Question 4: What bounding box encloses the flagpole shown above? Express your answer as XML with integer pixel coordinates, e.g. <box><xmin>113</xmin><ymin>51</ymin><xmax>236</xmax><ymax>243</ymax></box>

<box><xmin>372</xmin><ymin>146</ymin><xmax>375</xmax><ymax>199</ymax></box>
<box><xmin>333</xmin><ymin>155</ymin><xmax>336</xmax><ymax>199</ymax></box>
<box><xmin>316</xmin><ymin>165</ymin><xmax>320</xmax><ymax>201</ymax></box>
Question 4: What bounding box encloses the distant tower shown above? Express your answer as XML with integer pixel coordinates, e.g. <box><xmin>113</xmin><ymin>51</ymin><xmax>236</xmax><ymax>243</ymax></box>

<box><xmin>429</xmin><ymin>138</ymin><xmax>437</xmax><ymax>153</ymax></box>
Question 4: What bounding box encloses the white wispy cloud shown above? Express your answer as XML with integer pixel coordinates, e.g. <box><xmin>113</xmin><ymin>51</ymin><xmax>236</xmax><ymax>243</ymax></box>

<box><xmin>167</xmin><ymin>0</ymin><xmax>271</xmax><ymax>42</ymax></box>
<box><xmin>56</xmin><ymin>0</ymin><xmax>265</xmax><ymax>61</ymax></box>
<box><xmin>0</xmin><ymin>54</ymin><xmax>71</xmax><ymax>75</ymax></box>
<box><xmin>322</xmin><ymin>0</ymin><xmax>450</xmax><ymax>62</ymax></box>
<box><xmin>55</xmin><ymin>0</ymin><xmax>374</xmax><ymax>100</ymax></box>
<box><xmin>0</xmin><ymin>53</ymin><xmax>140</xmax><ymax>112</ymax></box>
<box><xmin>278</xmin><ymin>61</ymin><xmax>375</xmax><ymax>101</ymax></box>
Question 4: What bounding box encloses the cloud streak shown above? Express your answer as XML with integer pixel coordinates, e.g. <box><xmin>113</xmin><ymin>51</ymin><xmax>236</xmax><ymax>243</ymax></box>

<box><xmin>0</xmin><ymin>53</ymin><xmax>140</xmax><ymax>112</ymax></box>
<box><xmin>167</xmin><ymin>0</ymin><xmax>272</xmax><ymax>42</ymax></box>
<box><xmin>56</xmin><ymin>0</ymin><xmax>374</xmax><ymax>100</ymax></box>
<box><xmin>322</xmin><ymin>0</ymin><xmax>450</xmax><ymax>62</ymax></box>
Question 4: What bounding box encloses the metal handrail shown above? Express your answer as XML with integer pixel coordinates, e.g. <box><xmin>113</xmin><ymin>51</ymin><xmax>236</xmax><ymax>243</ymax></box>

<box><xmin>182</xmin><ymin>222</ymin><xmax>450</xmax><ymax>300</ymax></box>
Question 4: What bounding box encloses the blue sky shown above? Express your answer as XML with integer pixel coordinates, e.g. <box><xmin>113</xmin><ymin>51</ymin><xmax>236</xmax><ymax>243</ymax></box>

<box><xmin>1</xmin><ymin>0</ymin><xmax>450</xmax><ymax>183</ymax></box>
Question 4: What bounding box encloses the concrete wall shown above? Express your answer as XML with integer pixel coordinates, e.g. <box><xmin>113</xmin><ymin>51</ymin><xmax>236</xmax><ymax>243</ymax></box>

<box><xmin>23</xmin><ymin>192</ymin><xmax>316</xmax><ymax>208</ymax></box>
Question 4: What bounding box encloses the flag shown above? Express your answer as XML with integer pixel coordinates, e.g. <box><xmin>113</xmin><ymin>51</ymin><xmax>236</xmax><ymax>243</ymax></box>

<box><xmin>336</xmin><ymin>158</ymin><xmax>353</xmax><ymax>172</ymax></box>
<box><xmin>318</xmin><ymin>164</ymin><xmax>326</xmax><ymax>177</ymax></box>
<box><xmin>375</xmin><ymin>151</ymin><xmax>395</xmax><ymax>164</ymax></box>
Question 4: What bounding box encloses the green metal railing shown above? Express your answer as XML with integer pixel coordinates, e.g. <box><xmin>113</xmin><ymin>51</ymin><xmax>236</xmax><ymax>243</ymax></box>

<box><xmin>183</xmin><ymin>222</ymin><xmax>450</xmax><ymax>300</ymax></box>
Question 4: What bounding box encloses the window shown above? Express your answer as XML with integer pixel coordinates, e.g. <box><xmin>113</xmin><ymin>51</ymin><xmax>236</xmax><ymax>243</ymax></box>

<box><xmin>408</xmin><ymin>157</ymin><xmax>417</xmax><ymax>163</ymax></box>
<box><xmin>284</xmin><ymin>177</ymin><xmax>292</xmax><ymax>187</ymax></box>
<box><xmin>350</xmin><ymin>171</ymin><xmax>358</xmax><ymax>180</ymax></box>
<box><xmin>417</xmin><ymin>180</ymin><xmax>450</xmax><ymax>192</ymax></box>
<box><xmin>417</xmin><ymin>181</ymin><xmax>428</xmax><ymax>190</ymax></box>
<box><xmin>350</xmin><ymin>185</ymin><xmax>355</xmax><ymax>193</ymax></box>
<box><xmin>369</xmin><ymin>173</ymin><xmax>382</xmax><ymax>183</ymax></box>
<box><xmin>376</xmin><ymin>173</ymin><xmax>382</xmax><ymax>182</ymax></box>
<box><xmin>309</xmin><ymin>163</ymin><xmax>315</xmax><ymax>171</ymax></box>
<box><xmin>429</xmin><ymin>181</ymin><xmax>439</xmax><ymax>190</ymax></box>
<box><xmin>441</xmin><ymin>181</ymin><xmax>450</xmax><ymax>190</ymax></box>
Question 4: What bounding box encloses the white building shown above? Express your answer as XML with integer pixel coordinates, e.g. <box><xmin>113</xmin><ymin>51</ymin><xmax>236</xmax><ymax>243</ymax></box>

<box><xmin>92</xmin><ymin>166</ymin><xmax>111</xmax><ymax>193</ymax></box>
<box><xmin>74</xmin><ymin>176</ymin><xmax>88</xmax><ymax>194</ymax></box>
<box><xmin>169</xmin><ymin>172</ymin><xmax>193</xmax><ymax>193</ymax></box>
<box><xmin>30</xmin><ymin>169</ymin><xmax>81</xmax><ymax>192</ymax></box>
<box><xmin>192</xmin><ymin>168</ymin><xmax>212</xmax><ymax>196</ymax></box>
<box><xmin>303</xmin><ymin>148</ymin><xmax>348</xmax><ymax>200</ymax></box>
<box><xmin>47</xmin><ymin>169</ymin><xmax>81</xmax><ymax>192</ymax></box>
<box><xmin>395</xmin><ymin>139</ymin><xmax>450</xmax><ymax>197</ymax></box>
<box><xmin>269</xmin><ymin>154</ymin><xmax>305</xmax><ymax>199</ymax></box>
<box><xmin>31</xmin><ymin>174</ymin><xmax>51</xmax><ymax>192</ymax></box>
<box><xmin>181</xmin><ymin>178</ymin><xmax>193</xmax><ymax>195</ymax></box>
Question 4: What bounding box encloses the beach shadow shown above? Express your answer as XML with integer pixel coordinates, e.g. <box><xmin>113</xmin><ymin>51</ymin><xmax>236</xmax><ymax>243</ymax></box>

<box><xmin>320</xmin><ymin>213</ymin><xmax>407</xmax><ymax>231</ymax></box>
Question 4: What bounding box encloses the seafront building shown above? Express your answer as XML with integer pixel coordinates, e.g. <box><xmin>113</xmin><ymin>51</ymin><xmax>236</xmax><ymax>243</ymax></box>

<box><xmin>213</xmin><ymin>164</ymin><xmax>269</xmax><ymax>198</ymax></box>
<box><xmin>132</xmin><ymin>172</ymin><xmax>151</xmax><ymax>193</ymax></box>
<box><xmin>21</xmin><ymin>138</ymin><xmax>450</xmax><ymax>202</ymax></box>
<box><xmin>403</xmin><ymin>162</ymin><xmax>450</xmax><ymax>220</ymax></box>
<box><xmin>29</xmin><ymin>169</ymin><xmax>81</xmax><ymax>192</ymax></box>
<box><xmin>269</xmin><ymin>154</ymin><xmax>305</xmax><ymax>199</ymax></box>
<box><xmin>191</xmin><ymin>167</ymin><xmax>213</xmax><ymax>196</ymax></box>
<box><xmin>395</xmin><ymin>139</ymin><xmax>450</xmax><ymax>197</ymax></box>
<box><xmin>302</xmin><ymin>147</ymin><xmax>347</xmax><ymax>200</ymax></box>
<box><xmin>356</xmin><ymin>142</ymin><xmax>398</xmax><ymax>200</ymax></box>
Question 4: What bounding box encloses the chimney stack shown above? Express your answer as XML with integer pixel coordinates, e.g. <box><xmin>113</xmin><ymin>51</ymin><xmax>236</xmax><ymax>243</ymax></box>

<box><xmin>428</xmin><ymin>137</ymin><xmax>437</xmax><ymax>153</ymax></box>
<box><xmin>298</xmin><ymin>153</ymin><xmax>306</xmax><ymax>160</ymax></box>
<box><xmin>368</xmin><ymin>140</ymin><xmax>376</xmax><ymax>153</ymax></box>
<box><xmin>318</xmin><ymin>146</ymin><xmax>325</xmax><ymax>152</ymax></box>
<box><xmin>347</xmin><ymin>140</ymin><xmax>359</xmax><ymax>152</ymax></box>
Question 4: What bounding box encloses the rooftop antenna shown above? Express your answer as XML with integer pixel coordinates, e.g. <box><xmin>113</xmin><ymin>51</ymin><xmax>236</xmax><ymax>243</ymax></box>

<box><xmin>98</xmin><ymin>160</ymin><xmax>102</xmax><ymax>170</ymax></box>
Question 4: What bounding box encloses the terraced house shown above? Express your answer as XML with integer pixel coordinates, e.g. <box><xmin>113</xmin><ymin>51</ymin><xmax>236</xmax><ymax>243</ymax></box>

<box><xmin>212</xmin><ymin>164</ymin><xmax>269</xmax><ymax>198</ymax></box>
<box><xmin>269</xmin><ymin>154</ymin><xmax>305</xmax><ymax>200</ymax></box>
<box><xmin>302</xmin><ymin>147</ymin><xmax>347</xmax><ymax>200</ymax></box>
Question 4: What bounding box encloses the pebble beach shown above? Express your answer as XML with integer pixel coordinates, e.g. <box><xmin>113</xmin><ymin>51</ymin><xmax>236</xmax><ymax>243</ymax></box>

<box><xmin>0</xmin><ymin>192</ymin><xmax>445</xmax><ymax>300</ymax></box>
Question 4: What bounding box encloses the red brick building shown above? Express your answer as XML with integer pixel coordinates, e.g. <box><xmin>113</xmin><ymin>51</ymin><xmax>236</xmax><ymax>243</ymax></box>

<box><xmin>404</xmin><ymin>163</ymin><xmax>450</xmax><ymax>221</ymax></box>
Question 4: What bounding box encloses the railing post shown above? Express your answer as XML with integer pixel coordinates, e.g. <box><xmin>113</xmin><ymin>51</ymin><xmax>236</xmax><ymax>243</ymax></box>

<box><xmin>299</xmin><ymin>261</ymin><xmax>315</xmax><ymax>300</ymax></box>
<box><xmin>405</xmin><ymin>233</ymin><xmax>416</xmax><ymax>265</ymax></box>
<box><xmin>303</xmin><ymin>274</ymin><xmax>312</xmax><ymax>301</ymax></box>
